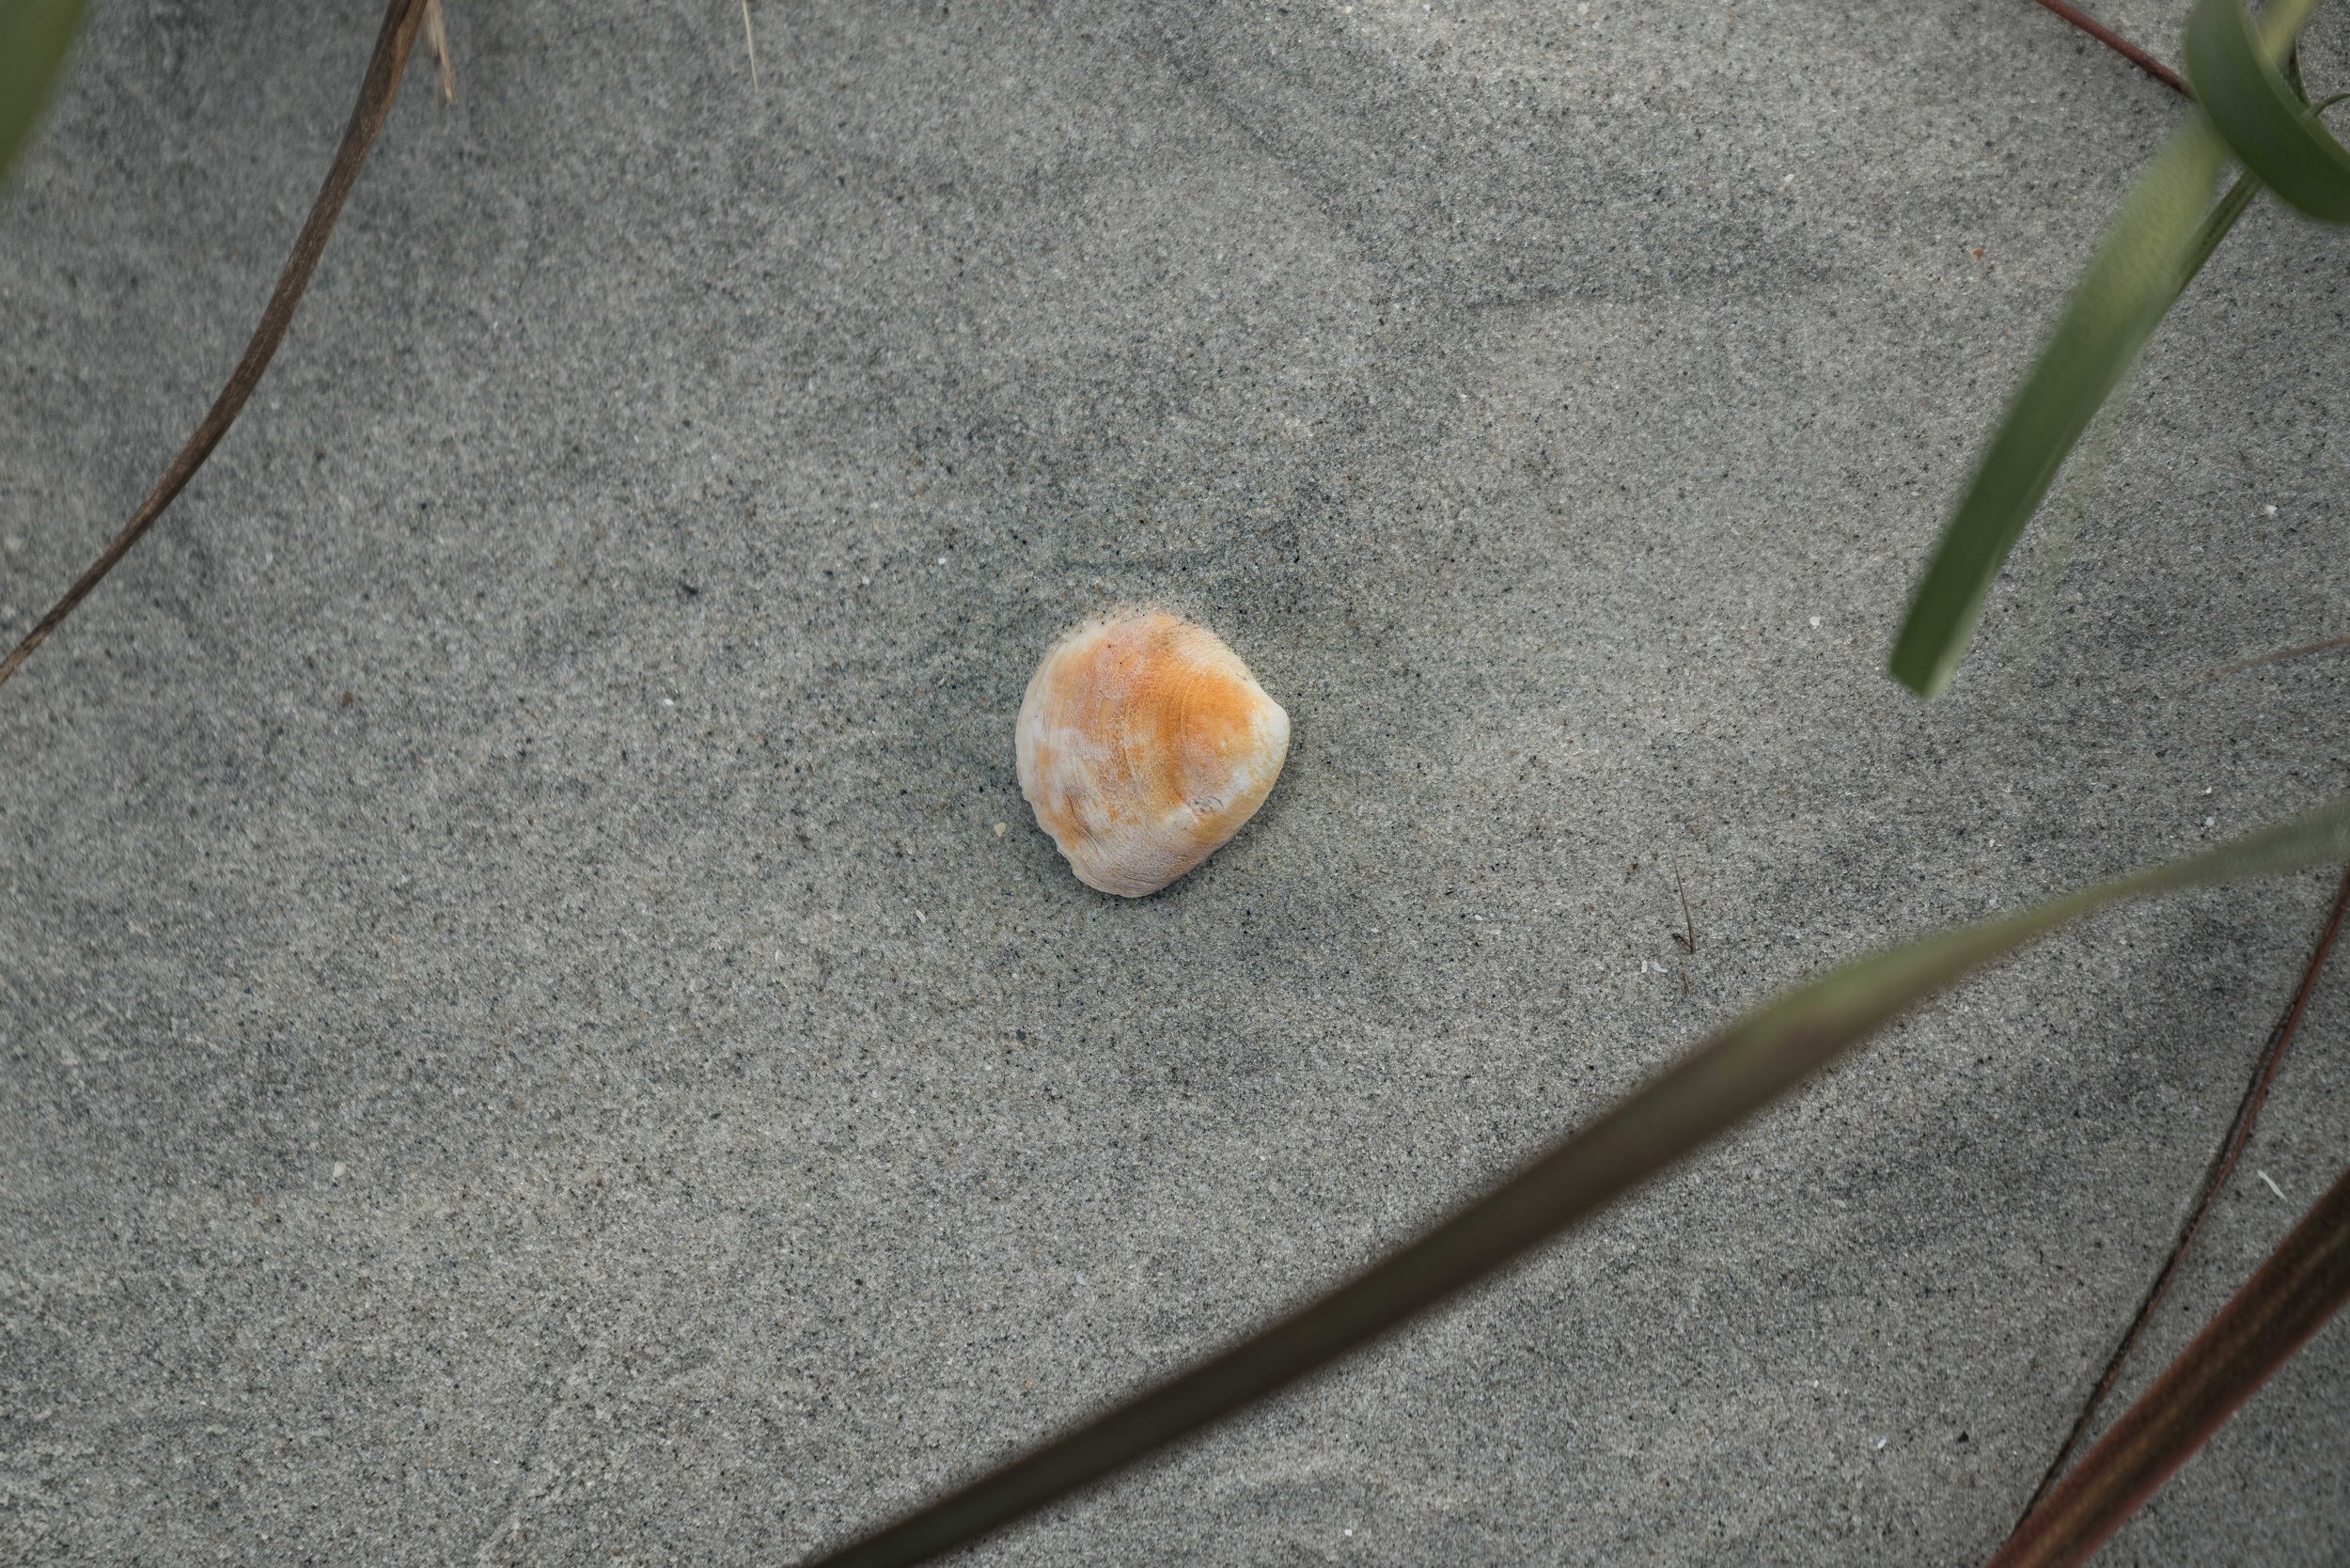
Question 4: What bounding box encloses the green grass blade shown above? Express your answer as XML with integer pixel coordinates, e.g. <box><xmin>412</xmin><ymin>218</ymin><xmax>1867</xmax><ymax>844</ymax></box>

<box><xmin>1987</xmin><ymin>1159</ymin><xmax>2350</xmax><ymax>1568</ymax></box>
<box><xmin>0</xmin><ymin>0</ymin><xmax>84</xmax><ymax>187</ymax></box>
<box><xmin>799</xmin><ymin>795</ymin><xmax>2350</xmax><ymax>1568</ymax></box>
<box><xmin>2178</xmin><ymin>168</ymin><xmax>2264</xmax><ymax>286</ymax></box>
<box><xmin>2178</xmin><ymin>99</ymin><xmax>2350</xmax><ymax>296</ymax></box>
<box><xmin>1888</xmin><ymin>118</ymin><xmax>2228</xmax><ymax>698</ymax></box>
<box><xmin>2186</xmin><ymin>0</ymin><xmax>2350</xmax><ymax>221</ymax></box>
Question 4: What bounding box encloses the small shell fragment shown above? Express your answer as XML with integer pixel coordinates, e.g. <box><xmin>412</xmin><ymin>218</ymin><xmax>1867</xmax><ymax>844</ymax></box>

<box><xmin>1015</xmin><ymin>609</ymin><xmax>1290</xmax><ymax>897</ymax></box>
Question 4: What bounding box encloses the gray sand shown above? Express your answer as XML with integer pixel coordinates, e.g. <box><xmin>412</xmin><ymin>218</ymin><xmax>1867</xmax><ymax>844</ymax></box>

<box><xmin>4</xmin><ymin>1</ymin><xmax>2347</xmax><ymax>1562</ymax></box>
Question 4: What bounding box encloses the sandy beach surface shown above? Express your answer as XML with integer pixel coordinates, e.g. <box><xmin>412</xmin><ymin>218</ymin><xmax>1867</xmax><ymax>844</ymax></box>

<box><xmin>5</xmin><ymin>2</ymin><xmax>2346</xmax><ymax>1561</ymax></box>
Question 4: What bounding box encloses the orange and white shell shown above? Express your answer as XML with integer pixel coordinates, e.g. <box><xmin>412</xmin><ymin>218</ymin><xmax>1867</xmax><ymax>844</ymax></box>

<box><xmin>1015</xmin><ymin>610</ymin><xmax>1290</xmax><ymax>897</ymax></box>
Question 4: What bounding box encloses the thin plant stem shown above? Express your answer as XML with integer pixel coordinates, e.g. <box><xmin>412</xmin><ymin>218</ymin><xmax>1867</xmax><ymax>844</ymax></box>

<box><xmin>2029</xmin><ymin>0</ymin><xmax>2190</xmax><ymax>95</ymax></box>
<box><xmin>1990</xmin><ymin>1157</ymin><xmax>2350</xmax><ymax>1568</ymax></box>
<box><xmin>2186</xmin><ymin>631</ymin><xmax>2350</xmax><ymax>688</ymax></box>
<box><xmin>0</xmin><ymin>0</ymin><xmax>431</xmax><ymax>695</ymax></box>
<box><xmin>2015</xmin><ymin>864</ymin><xmax>2350</xmax><ymax>1521</ymax></box>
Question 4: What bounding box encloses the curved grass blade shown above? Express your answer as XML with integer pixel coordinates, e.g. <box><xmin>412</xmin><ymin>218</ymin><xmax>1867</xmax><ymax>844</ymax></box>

<box><xmin>2186</xmin><ymin>0</ymin><xmax>2350</xmax><ymax>221</ymax></box>
<box><xmin>1987</xmin><ymin>1159</ymin><xmax>2350</xmax><ymax>1568</ymax></box>
<box><xmin>1888</xmin><ymin>0</ymin><xmax>2329</xmax><ymax>700</ymax></box>
<box><xmin>0</xmin><ymin>0</ymin><xmax>84</xmax><ymax>186</ymax></box>
<box><xmin>2041</xmin><ymin>155</ymin><xmax>2272</xmax><ymax>672</ymax></box>
<box><xmin>0</xmin><ymin>0</ymin><xmax>431</xmax><ymax>694</ymax></box>
<box><xmin>1992</xmin><ymin>101</ymin><xmax>2336</xmax><ymax>693</ymax></box>
<box><xmin>1887</xmin><ymin>118</ymin><xmax>2228</xmax><ymax>698</ymax></box>
<box><xmin>799</xmin><ymin>795</ymin><xmax>2350</xmax><ymax>1568</ymax></box>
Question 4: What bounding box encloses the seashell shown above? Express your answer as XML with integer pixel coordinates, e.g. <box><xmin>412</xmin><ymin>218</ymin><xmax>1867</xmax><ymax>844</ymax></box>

<box><xmin>1016</xmin><ymin>609</ymin><xmax>1291</xmax><ymax>897</ymax></box>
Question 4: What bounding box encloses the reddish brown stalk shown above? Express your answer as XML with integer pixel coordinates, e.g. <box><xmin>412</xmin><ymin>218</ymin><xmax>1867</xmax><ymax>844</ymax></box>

<box><xmin>0</xmin><ymin>0</ymin><xmax>431</xmax><ymax>694</ymax></box>
<box><xmin>2030</xmin><ymin>0</ymin><xmax>2191</xmax><ymax>95</ymax></box>
<box><xmin>1988</xmin><ymin>1158</ymin><xmax>2350</xmax><ymax>1568</ymax></box>
<box><xmin>2014</xmin><ymin>863</ymin><xmax>2350</xmax><ymax>1522</ymax></box>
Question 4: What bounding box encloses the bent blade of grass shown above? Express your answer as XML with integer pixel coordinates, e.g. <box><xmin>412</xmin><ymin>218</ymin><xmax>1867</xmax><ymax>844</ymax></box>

<box><xmin>800</xmin><ymin>795</ymin><xmax>2350</xmax><ymax>1568</ymax></box>
<box><xmin>1984</xmin><ymin>123</ymin><xmax>2262</xmax><ymax>699</ymax></box>
<box><xmin>1888</xmin><ymin>116</ymin><xmax>2227</xmax><ymax>699</ymax></box>
<box><xmin>0</xmin><ymin>0</ymin><xmax>84</xmax><ymax>186</ymax></box>
<box><xmin>1988</xmin><ymin>1158</ymin><xmax>2350</xmax><ymax>1568</ymax></box>
<box><xmin>2186</xmin><ymin>0</ymin><xmax>2350</xmax><ymax>221</ymax></box>
<box><xmin>1888</xmin><ymin>0</ymin><xmax>2330</xmax><ymax>702</ymax></box>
